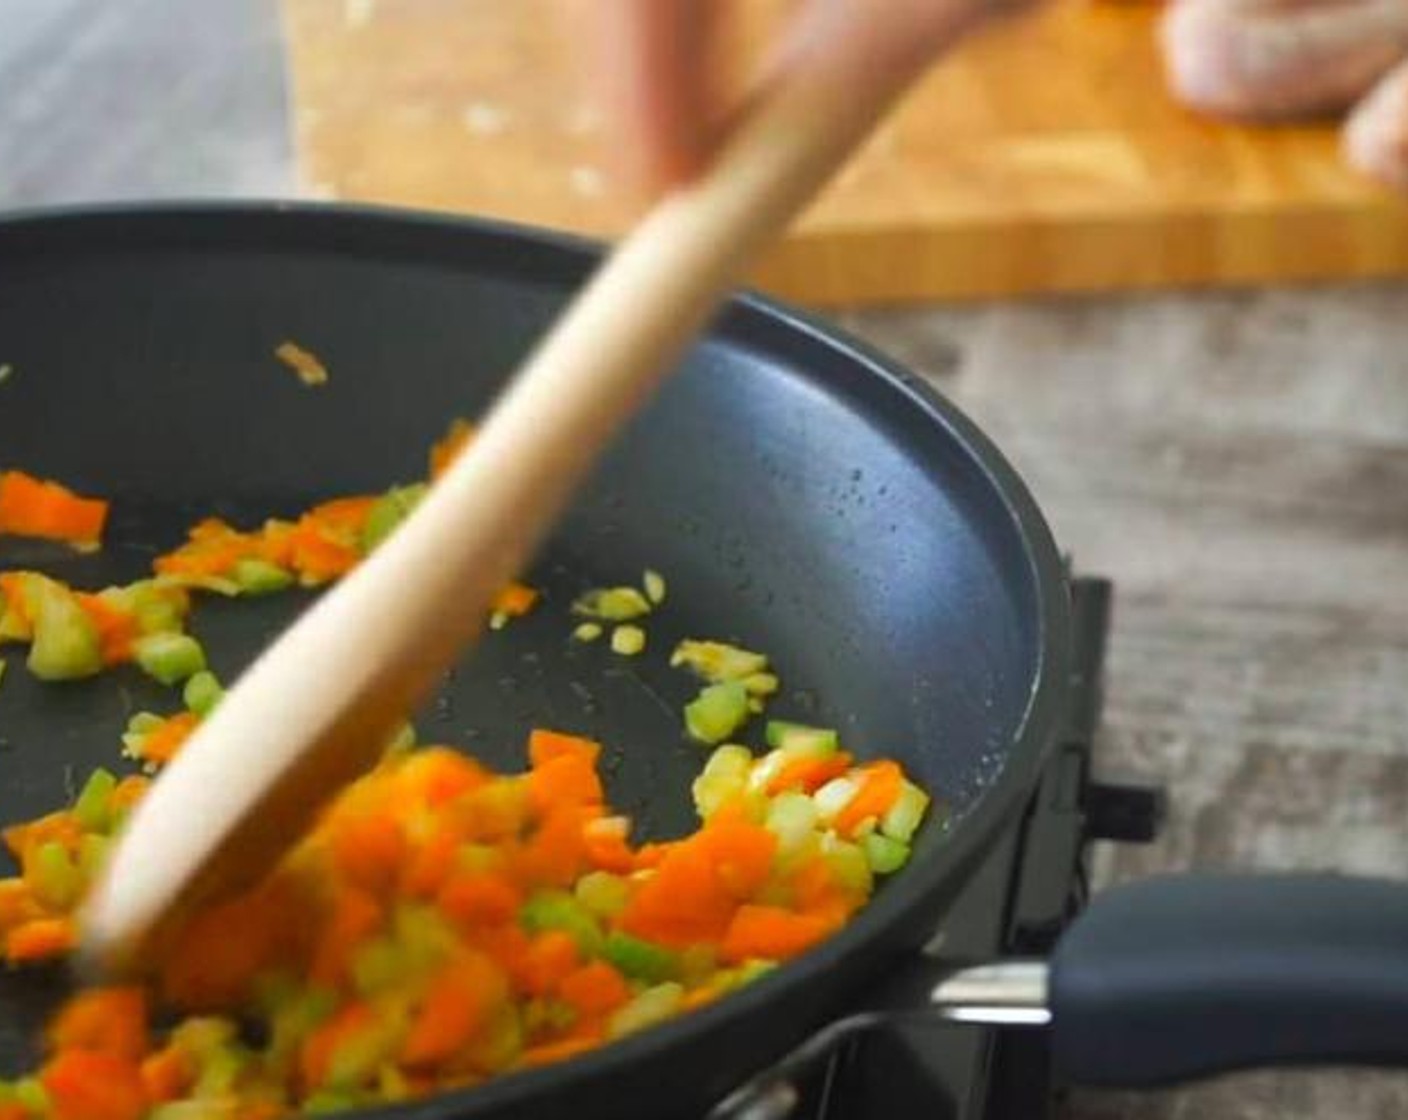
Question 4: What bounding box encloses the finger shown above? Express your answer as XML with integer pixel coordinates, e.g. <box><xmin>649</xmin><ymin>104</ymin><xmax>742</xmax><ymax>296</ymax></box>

<box><xmin>592</xmin><ymin>0</ymin><xmax>717</xmax><ymax>197</ymax></box>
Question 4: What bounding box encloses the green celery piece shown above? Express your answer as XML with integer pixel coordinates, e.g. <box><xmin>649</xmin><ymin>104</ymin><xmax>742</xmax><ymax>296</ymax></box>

<box><xmin>30</xmin><ymin>841</ymin><xmax>81</xmax><ymax>909</ymax></box>
<box><xmin>232</xmin><ymin>558</ymin><xmax>294</xmax><ymax>596</ymax></box>
<box><xmin>183</xmin><ymin>670</ymin><xmax>223</xmax><ymax>716</ymax></box>
<box><xmin>862</xmin><ymin>832</ymin><xmax>911</xmax><ymax>875</ymax></box>
<box><xmin>28</xmin><ymin>583</ymin><xmax>101</xmax><ymax>680</ymax></box>
<box><xmin>361</xmin><ymin>484</ymin><xmax>428</xmax><ymax>553</ymax></box>
<box><xmin>607</xmin><ymin>982</ymin><xmax>683</xmax><ymax>1039</ymax></box>
<box><xmin>602</xmin><ymin>931</ymin><xmax>679</xmax><ymax>983</ymax></box>
<box><xmin>135</xmin><ymin>632</ymin><xmax>207</xmax><ymax>686</ymax></box>
<box><xmin>684</xmin><ymin>681</ymin><xmax>749</xmax><ymax>744</ymax></box>
<box><xmin>765</xmin><ymin>721</ymin><xmax>839</xmax><ymax>754</ymax></box>
<box><xmin>72</xmin><ymin>767</ymin><xmax>118</xmax><ymax>832</ymax></box>
<box><xmin>519</xmin><ymin>891</ymin><xmax>604</xmax><ymax>956</ymax></box>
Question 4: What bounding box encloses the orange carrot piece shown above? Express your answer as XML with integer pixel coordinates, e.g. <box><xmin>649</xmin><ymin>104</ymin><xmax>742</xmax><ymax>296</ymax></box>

<box><xmin>109</xmin><ymin>776</ymin><xmax>150</xmax><ymax>815</ymax></box>
<box><xmin>288</xmin><ymin>519</ymin><xmax>360</xmax><ymax>583</ymax></box>
<box><xmin>429</xmin><ymin>419</ymin><xmax>474</xmax><ymax>479</ymax></box>
<box><xmin>516</xmin><ymin>807</ymin><xmax>592</xmax><ymax>888</ymax></box>
<box><xmin>620</xmin><ymin>843</ymin><xmax>737</xmax><ymax>947</ymax></box>
<box><xmin>306</xmin><ymin>496</ymin><xmax>376</xmax><ymax>537</ymax></box>
<box><xmin>396</xmin><ymin>747</ymin><xmax>488</xmax><ymax>807</ymax></box>
<box><xmin>527</xmin><ymin>729</ymin><xmax>601</xmax><ymax>768</ymax></box>
<box><xmin>558</xmin><ymin>961</ymin><xmax>630</xmax><ymax>1019</ymax></box>
<box><xmin>399</xmin><ymin>823</ymin><xmax>461</xmax><ymax>900</ymax></box>
<box><xmin>765</xmin><ymin>751</ymin><xmax>854</xmax><ymax>796</ymax></box>
<box><xmin>490</xmin><ymin>582</ymin><xmax>538</xmax><ymax>618</ymax></box>
<box><xmin>309</xmin><ymin>888</ymin><xmax>383</xmax><ymax>990</ymax></box>
<box><xmin>0</xmin><ymin>472</ymin><xmax>108</xmax><ymax>547</ymax></box>
<box><xmin>300</xmin><ymin>1001</ymin><xmax>375</xmax><ymax>1092</ymax></box>
<box><xmin>521</xmin><ymin>931</ymin><xmax>580</xmax><ymax>997</ymax></box>
<box><xmin>695</xmin><ymin>816</ymin><xmax>777</xmax><ymax>900</ymax></box>
<box><xmin>0</xmin><ymin>878</ymin><xmax>38</xmax><ymax>932</ymax></box>
<box><xmin>399</xmin><ymin>953</ymin><xmax>506</xmax><ymax>1069</ymax></box>
<box><xmin>7</xmin><ymin>811</ymin><xmax>82</xmax><ymax>861</ymax></box>
<box><xmin>437</xmin><ymin>873</ymin><xmax>523</xmax><ymax>930</ymax></box>
<box><xmin>328</xmin><ymin>808</ymin><xmax>405</xmax><ymax>894</ymax></box>
<box><xmin>76</xmin><ymin>594</ymin><xmax>138</xmax><ymax>665</ymax></box>
<box><xmin>720</xmin><ymin>905</ymin><xmax>838</xmax><ymax>964</ymax></box>
<box><xmin>40</xmin><ymin>1050</ymin><xmax>147</xmax><ymax>1120</ymax></box>
<box><xmin>0</xmin><ymin>1103</ymin><xmax>28</xmax><ymax>1120</ymax></box>
<box><xmin>834</xmin><ymin>761</ymin><xmax>904</xmax><ymax>837</ymax></box>
<box><xmin>47</xmin><ymin>987</ymin><xmax>149</xmax><ymax>1061</ymax></box>
<box><xmin>582</xmin><ymin>817</ymin><xmax>635</xmax><ymax>874</ymax></box>
<box><xmin>517</xmin><ymin>1031</ymin><xmax>602</xmax><ymax>1069</ymax></box>
<box><xmin>6</xmin><ymin>916</ymin><xmax>77</xmax><ymax>962</ymax></box>
<box><xmin>139</xmin><ymin>1044</ymin><xmax>194</xmax><ymax>1103</ymax></box>
<box><xmin>134</xmin><ymin>713</ymin><xmax>198</xmax><ymax>766</ymax></box>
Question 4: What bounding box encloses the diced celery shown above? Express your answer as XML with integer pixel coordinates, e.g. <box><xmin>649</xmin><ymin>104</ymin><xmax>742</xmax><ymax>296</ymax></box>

<box><xmin>170</xmin><ymin>1017</ymin><xmax>239</xmax><ymax>1058</ymax></box>
<box><xmin>352</xmin><ymin>937</ymin><xmax>411</xmax><ymax>997</ymax></box>
<box><xmin>862</xmin><ymin>832</ymin><xmax>911</xmax><ymax>875</ymax></box>
<box><xmin>232</xmin><ymin>558</ymin><xmax>294</xmax><ymax>596</ymax></box>
<box><xmin>376</xmin><ymin>1063</ymin><xmax>411</xmax><ymax>1103</ymax></box>
<box><xmin>670</xmin><ymin>640</ymin><xmax>767</xmax><ymax>683</ymax></box>
<box><xmin>572</xmin><ymin>622</ymin><xmax>603</xmax><ymax>643</ymax></box>
<box><xmin>463</xmin><ymin>1003</ymin><xmax>523</xmax><ymax>1074</ymax></box>
<box><xmin>72</xmin><ymin>767</ymin><xmax>117</xmax><ymax>832</ymax></box>
<box><xmin>0</xmin><ymin>573</ymin><xmax>46</xmax><ymax>643</ymax></box>
<box><xmin>602</xmin><ymin>932</ymin><xmax>679</xmax><ymax>983</ymax></box>
<box><xmin>29</xmin><ymin>840</ymin><xmax>80</xmax><ymax>909</ymax></box>
<box><xmin>183</xmin><ymin>670</ymin><xmax>223</xmax><ymax>716</ymax></box>
<box><xmin>28</xmin><ymin>584</ymin><xmax>101</xmax><ymax>680</ymax></box>
<box><xmin>642</xmin><ymin>569</ymin><xmax>666</xmax><ymax>605</ymax></box>
<box><xmin>743</xmin><ymin>672</ymin><xmax>779</xmax><ymax>697</ymax></box>
<box><xmin>303</xmin><ymin>1089</ymin><xmax>363</xmax><ymax>1115</ymax></box>
<box><xmin>268</xmin><ymin>987</ymin><xmax>337</xmax><ymax>1061</ymax></box>
<box><xmin>325</xmin><ymin>1003</ymin><xmax>406</xmax><ymax>1091</ymax></box>
<box><xmin>574</xmin><ymin>871</ymin><xmax>630</xmax><ymax>919</ymax></box>
<box><xmin>607</xmin><ymin>982</ymin><xmax>683</xmax><ymax>1039</ymax></box>
<box><xmin>192</xmin><ymin>1040</ymin><xmax>250</xmax><ymax>1098</ymax></box>
<box><xmin>391</xmin><ymin>905</ymin><xmax>458</xmax><ymax>972</ymax></box>
<box><xmin>765</xmin><ymin>721</ymin><xmax>839</xmax><ymax>756</ymax></box>
<box><xmin>572</xmin><ymin>586</ymin><xmax>651</xmax><ymax>621</ymax></box>
<box><xmin>519</xmin><ymin>890</ymin><xmax>603</xmax><ymax>955</ymax></box>
<box><xmin>78</xmin><ymin>833</ymin><xmax>110</xmax><ymax>879</ymax></box>
<box><xmin>820</xmin><ymin>834</ymin><xmax>872</xmax><ymax>896</ymax></box>
<box><xmin>121</xmin><ymin>710</ymin><xmax>165</xmax><ymax>759</ymax></box>
<box><xmin>14</xmin><ymin>1078</ymin><xmax>49</xmax><ymax>1114</ymax></box>
<box><xmin>880</xmin><ymin>780</ymin><xmax>931</xmax><ymax>844</ymax></box>
<box><xmin>610</xmin><ymin>624</ymin><xmax>646</xmax><ymax>656</ymax></box>
<box><xmin>765</xmin><ymin>792</ymin><xmax>819</xmax><ymax>857</ymax></box>
<box><xmin>361</xmin><ymin>484</ymin><xmax>428</xmax><ymax>553</ymax></box>
<box><xmin>813</xmin><ymin>775</ymin><xmax>860</xmax><ymax>823</ymax></box>
<box><xmin>103</xmin><ymin>580</ymin><xmax>189</xmax><ymax>635</ymax></box>
<box><xmin>135</xmin><ymin>632</ymin><xmax>207</xmax><ymax>686</ymax></box>
<box><xmin>684</xmin><ymin>681</ymin><xmax>749</xmax><ymax>745</ymax></box>
<box><xmin>692</xmin><ymin>744</ymin><xmax>753</xmax><ymax>818</ymax></box>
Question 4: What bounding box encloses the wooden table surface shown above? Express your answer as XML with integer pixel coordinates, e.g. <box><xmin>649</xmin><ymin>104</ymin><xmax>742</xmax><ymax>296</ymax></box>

<box><xmin>3</xmin><ymin>2</ymin><xmax>1408</xmax><ymax>1117</ymax></box>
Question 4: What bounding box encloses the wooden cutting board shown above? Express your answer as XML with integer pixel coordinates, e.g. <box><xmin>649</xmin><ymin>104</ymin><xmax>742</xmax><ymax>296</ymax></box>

<box><xmin>280</xmin><ymin>0</ymin><xmax>1408</xmax><ymax>306</ymax></box>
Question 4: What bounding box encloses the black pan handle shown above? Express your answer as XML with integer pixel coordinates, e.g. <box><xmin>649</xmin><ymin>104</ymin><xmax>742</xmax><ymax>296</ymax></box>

<box><xmin>1043</xmin><ymin>873</ymin><xmax>1408</xmax><ymax>1086</ymax></box>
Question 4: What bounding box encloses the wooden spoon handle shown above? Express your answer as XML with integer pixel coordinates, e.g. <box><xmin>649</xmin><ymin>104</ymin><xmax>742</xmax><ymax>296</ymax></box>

<box><xmin>83</xmin><ymin>38</ymin><xmax>933</xmax><ymax>973</ymax></box>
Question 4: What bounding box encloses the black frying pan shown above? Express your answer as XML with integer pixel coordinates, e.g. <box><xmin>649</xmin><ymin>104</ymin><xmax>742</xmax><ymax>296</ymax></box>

<box><xmin>0</xmin><ymin>205</ymin><xmax>1405</xmax><ymax>1120</ymax></box>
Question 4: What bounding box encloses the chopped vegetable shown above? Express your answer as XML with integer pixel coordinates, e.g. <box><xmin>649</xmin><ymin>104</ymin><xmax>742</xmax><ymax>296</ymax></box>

<box><xmin>182</xmin><ymin>671</ymin><xmax>223</xmax><ymax>717</ymax></box>
<box><xmin>134</xmin><ymin>633</ymin><xmax>207</xmax><ymax>687</ymax></box>
<box><xmin>642</xmin><ymin>570</ymin><xmax>666</xmax><ymax>605</ymax></box>
<box><xmin>28</xmin><ymin>581</ymin><xmax>102</xmax><ymax>681</ymax></box>
<box><xmin>0</xmin><ymin>471</ymin><xmax>108</xmax><ymax>549</ymax></box>
<box><xmin>609</xmin><ymin>625</ymin><xmax>645</xmax><ymax>656</ymax></box>
<box><xmin>670</xmin><ymin>640</ymin><xmax>767</xmax><ymax>683</ymax></box>
<box><xmin>572</xmin><ymin>587</ymin><xmax>650</xmax><ymax>622</ymax></box>
<box><xmin>275</xmin><ymin>340</ymin><xmax>329</xmax><ymax>386</ymax></box>
<box><xmin>684</xmin><ymin>681</ymin><xmax>750</xmax><ymax>745</ymax></box>
<box><xmin>571</xmin><ymin>622</ymin><xmax>602</xmax><ymax>643</ymax></box>
<box><xmin>361</xmin><ymin>485</ymin><xmax>428</xmax><ymax>553</ymax></box>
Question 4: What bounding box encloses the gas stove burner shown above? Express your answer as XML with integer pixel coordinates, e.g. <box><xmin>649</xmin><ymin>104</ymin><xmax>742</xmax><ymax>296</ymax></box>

<box><xmin>714</xmin><ymin>577</ymin><xmax>1166</xmax><ymax>1120</ymax></box>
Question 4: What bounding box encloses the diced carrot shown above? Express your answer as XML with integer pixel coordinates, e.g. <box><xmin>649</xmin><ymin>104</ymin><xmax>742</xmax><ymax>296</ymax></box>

<box><xmin>517</xmin><ymin>1031</ymin><xmax>602</xmax><ymax>1069</ymax></box>
<box><xmin>7</xmin><ymin>811</ymin><xmax>82</xmax><ymax>861</ymax></box>
<box><xmin>527</xmin><ymin>729</ymin><xmax>601</xmax><ymax>769</ymax></box>
<box><xmin>400</xmin><ymin>823</ymin><xmax>461</xmax><ymax>899</ymax></box>
<box><xmin>521</xmin><ymin>931</ymin><xmax>579</xmax><ymax>998</ymax></box>
<box><xmin>309</xmin><ymin>888</ymin><xmax>383</xmax><ymax>989</ymax></box>
<box><xmin>328</xmin><ymin>808</ymin><xmax>405</xmax><ymax>894</ymax></box>
<box><xmin>306</xmin><ymin>496</ymin><xmax>376</xmax><ymax>539</ymax></box>
<box><xmin>558</xmin><ymin>961</ymin><xmax>630</xmax><ymax>1019</ymax></box>
<box><xmin>396</xmin><ymin>747</ymin><xmax>488</xmax><ymax>807</ymax></box>
<box><xmin>76</xmin><ymin>594</ymin><xmax>138</xmax><ymax>665</ymax></box>
<box><xmin>490</xmin><ymin>582</ymin><xmax>538</xmax><ymax>618</ymax></box>
<box><xmin>720</xmin><ymin>905</ymin><xmax>838</xmax><ymax>964</ymax></box>
<box><xmin>694</xmin><ymin>816</ymin><xmax>777</xmax><ymax>899</ymax></box>
<box><xmin>139</xmin><ymin>1044</ymin><xmax>194</xmax><ymax>1103</ymax></box>
<box><xmin>6</xmin><ymin>916</ymin><xmax>77</xmax><ymax>962</ymax></box>
<box><xmin>109</xmin><ymin>776</ymin><xmax>150</xmax><ymax>814</ymax></box>
<box><xmin>300</xmin><ymin>1001</ymin><xmax>375</xmax><ymax>1092</ymax></box>
<box><xmin>47</xmin><ymin>987</ymin><xmax>149</xmax><ymax>1061</ymax></box>
<box><xmin>582</xmin><ymin>816</ymin><xmax>635</xmax><ymax>874</ymax></box>
<box><xmin>288</xmin><ymin>518</ymin><xmax>360</xmax><ymax>583</ymax></box>
<box><xmin>160</xmin><ymin>874</ymin><xmax>312</xmax><ymax>1009</ymax></box>
<box><xmin>474</xmin><ymin>924</ymin><xmax>533</xmax><ymax>988</ymax></box>
<box><xmin>765</xmin><ymin>751</ymin><xmax>854</xmax><ymax>796</ymax></box>
<box><xmin>40</xmin><ymin>1050</ymin><xmax>147</xmax><ymax>1120</ymax></box>
<box><xmin>619</xmin><ymin>844</ymin><xmax>736</xmax><ymax>947</ymax></box>
<box><xmin>134</xmin><ymin>713</ymin><xmax>198</xmax><ymax>766</ymax></box>
<box><xmin>429</xmin><ymin>419</ymin><xmax>474</xmax><ymax>479</ymax></box>
<box><xmin>515</xmin><ymin>808</ymin><xmax>592</xmax><ymax>888</ymax></box>
<box><xmin>399</xmin><ymin>953</ymin><xmax>506</xmax><ymax>1069</ymax></box>
<box><xmin>437</xmin><ymin>873</ymin><xmax>523</xmax><ymax>930</ymax></box>
<box><xmin>0</xmin><ymin>1103</ymin><xmax>29</xmax><ymax>1120</ymax></box>
<box><xmin>526</xmin><ymin>748</ymin><xmax>603</xmax><ymax>815</ymax></box>
<box><xmin>0</xmin><ymin>472</ymin><xmax>108</xmax><ymax>547</ymax></box>
<box><xmin>834</xmin><ymin>761</ymin><xmax>904</xmax><ymax>837</ymax></box>
<box><xmin>0</xmin><ymin>878</ymin><xmax>37</xmax><ymax>931</ymax></box>
<box><xmin>633</xmin><ymin>842</ymin><xmax>669</xmax><ymax>871</ymax></box>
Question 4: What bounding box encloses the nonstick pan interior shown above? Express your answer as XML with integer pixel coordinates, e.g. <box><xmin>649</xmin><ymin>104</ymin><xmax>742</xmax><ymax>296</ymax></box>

<box><xmin>0</xmin><ymin>205</ymin><xmax>1067</xmax><ymax>1116</ymax></box>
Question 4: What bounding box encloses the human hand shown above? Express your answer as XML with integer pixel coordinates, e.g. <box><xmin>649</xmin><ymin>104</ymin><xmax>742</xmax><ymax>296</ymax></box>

<box><xmin>588</xmin><ymin>0</ymin><xmax>1028</xmax><ymax>200</ymax></box>
<box><xmin>1159</xmin><ymin>0</ymin><xmax>1408</xmax><ymax>189</ymax></box>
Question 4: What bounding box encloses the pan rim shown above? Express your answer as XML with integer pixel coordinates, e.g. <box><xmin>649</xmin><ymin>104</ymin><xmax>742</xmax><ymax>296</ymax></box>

<box><xmin>0</xmin><ymin>199</ymin><xmax>1072</xmax><ymax>1117</ymax></box>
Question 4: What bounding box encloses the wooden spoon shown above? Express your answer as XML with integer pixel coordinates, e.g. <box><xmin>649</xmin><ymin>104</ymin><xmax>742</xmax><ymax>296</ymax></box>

<box><xmin>80</xmin><ymin>22</ymin><xmax>949</xmax><ymax>977</ymax></box>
